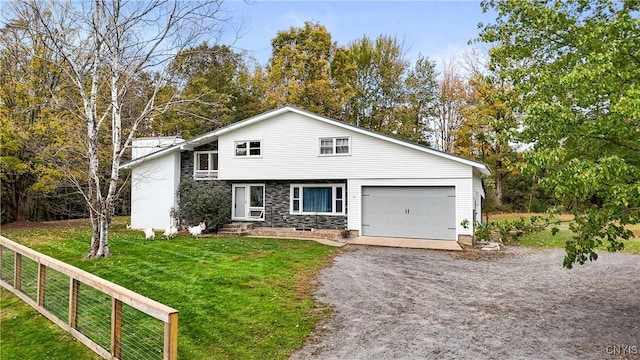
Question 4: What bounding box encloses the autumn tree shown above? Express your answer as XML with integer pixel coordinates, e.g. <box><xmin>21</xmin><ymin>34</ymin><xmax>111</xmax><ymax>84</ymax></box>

<box><xmin>345</xmin><ymin>35</ymin><xmax>408</xmax><ymax>133</ymax></box>
<box><xmin>403</xmin><ymin>53</ymin><xmax>439</xmax><ymax>145</ymax></box>
<box><xmin>0</xmin><ymin>21</ymin><xmax>81</xmax><ymax>223</ymax></box>
<box><xmin>154</xmin><ymin>44</ymin><xmax>264</xmax><ymax>138</ymax></box>
<box><xmin>264</xmin><ymin>22</ymin><xmax>354</xmax><ymax>118</ymax></box>
<box><xmin>428</xmin><ymin>60</ymin><xmax>468</xmax><ymax>153</ymax></box>
<box><xmin>455</xmin><ymin>68</ymin><xmax>517</xmax><ymax>207</ymax></box>
<box><xmin>5</xmin><ymin>0</ymin><xmax>233</xmax><ymax>257</ymax></box>
<box><xmin>479</xmin><ymin>0</ymin><xmax>640</xmax><ymax>267</ymax></box>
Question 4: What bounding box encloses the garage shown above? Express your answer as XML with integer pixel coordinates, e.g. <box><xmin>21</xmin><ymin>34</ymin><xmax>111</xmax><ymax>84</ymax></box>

<box><xmin>361</xmin><ymin>186</ymin><xmax>456</xmax><ymax>240</ymax></box>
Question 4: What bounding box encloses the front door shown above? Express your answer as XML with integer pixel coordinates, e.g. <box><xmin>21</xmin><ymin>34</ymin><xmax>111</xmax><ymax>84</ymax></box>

<box><xmin>232</xmin><ymin>184</ymin><xmax>265</xmax><ymax>221</ymax></box>
<box><xmin>234</xmin><ymin>186</ymin><xmax>246</xmax><ymax>219</ymax></box>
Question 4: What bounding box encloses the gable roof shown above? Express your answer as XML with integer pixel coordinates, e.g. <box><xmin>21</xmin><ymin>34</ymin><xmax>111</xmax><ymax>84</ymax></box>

<box><xmin>120</xmin><ymin>106</ymin><xmax>490</xmax><ymax>175</ymax></box>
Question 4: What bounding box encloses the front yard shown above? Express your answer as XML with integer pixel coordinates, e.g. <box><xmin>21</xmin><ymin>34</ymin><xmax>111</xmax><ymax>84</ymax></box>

<box><xmin>0</xmin><ymin>217</ymin><xmax>338</xmax><ymax>359</ymax></box>
<box><xmin>2</xmin><ymin>214</ymin><xmax>640</xmax><ymax>359</ymax></box>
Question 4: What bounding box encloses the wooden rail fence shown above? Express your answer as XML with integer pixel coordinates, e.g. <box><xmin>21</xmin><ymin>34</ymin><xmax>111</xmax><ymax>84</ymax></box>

<box><xmin>0</xmin><ymin>235</ymin><xmax>178</xmax><ymax>360</ymax></box>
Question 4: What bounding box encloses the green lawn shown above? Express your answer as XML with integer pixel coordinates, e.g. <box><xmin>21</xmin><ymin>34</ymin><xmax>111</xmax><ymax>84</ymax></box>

<box><xmin>0</xmin><ymin>218</ymin><xmax>339</xmax><ymax>359</ymax></box>
<box><xmin>0</xmin><ymin>288</ymin><xmax>102</xmax><ymax>360</ymax></box>
<box><xmin>488</xmin><ymin>213</ymin><xmax>640</xmax><ymax>254</ymax></box>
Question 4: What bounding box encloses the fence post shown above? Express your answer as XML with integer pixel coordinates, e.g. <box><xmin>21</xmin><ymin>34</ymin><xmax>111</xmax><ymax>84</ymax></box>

<box><xmin>0</xmin><ymin>245</ymin><xmax>3</xmax><ymax>279</ymax></box>
<box><xmin>164</xmin><ymin>312</ymin><xmax>179</xmax><ymax>360</ymax></box>
<box><xmin>111</xmin><ymin>298</ymin><xmax>123</xmax><ymax>358</ymax></box>
<box><xmin>69</xmin><ymin>278</ymin><xmax>80</xmax><ymax>328</ymax></box>
<box><xmin>14</xmin><ymin>253</ymin><xmax>22</xmax><ymax>290</ymax></box>
<box><xmin>37</xmin><ymin>263</ymin><xmax>47</xmax><ymax>306</ymax></box>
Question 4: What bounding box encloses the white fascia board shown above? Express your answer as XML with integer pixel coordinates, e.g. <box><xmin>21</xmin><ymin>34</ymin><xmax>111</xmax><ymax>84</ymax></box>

<box><xmin>119</xmin><ymin>145</ymin><xmax>181</xmax><ymax>170</ymax></box>
<box><xmin>119</xmin><ymin>109</ymin><xmax>289</xmax><ymax>169</ymax></box>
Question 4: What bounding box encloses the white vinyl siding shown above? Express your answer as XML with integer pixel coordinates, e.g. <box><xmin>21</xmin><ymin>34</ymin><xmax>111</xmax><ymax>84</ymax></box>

<box><xmin>290</xmin><ymin>184</ymin><xmax>345</xmax><ymax>215</ymax></box>
<box><xmin>217</xmin><ymin>112</ymin><xmax>470</xmax><ymax>181</ymax></box>
<box><xmin>131</xmin><ymin>153</ymin><xmax>180</xmax><ymax>230</ymax></box>
<box><xmin>194</xmin><ymin>151</ymin><xmax>218</xmax><ymax>180</ymax></box>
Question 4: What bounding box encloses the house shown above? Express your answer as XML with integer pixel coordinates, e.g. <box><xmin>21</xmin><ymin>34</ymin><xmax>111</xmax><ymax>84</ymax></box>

<box><xmin>120</xmin><ymin>106</ymin><xmax>489</xmax><ymax>246</ymax></box>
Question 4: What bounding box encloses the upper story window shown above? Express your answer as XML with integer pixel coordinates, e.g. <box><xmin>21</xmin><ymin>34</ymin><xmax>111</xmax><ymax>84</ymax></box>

<box><xmin>235</xmin><ymin>140</ymin><xmax>262</xmax><ymax>157</ymax></box>
<box><xmin>194</xmin><ymin>151</ymin><xmax>218</xmax><ymax>180</ymax></box>
<box><xmin>319</xmin><ymin>137</ymin><xmax>350</xmax><ymax>155</ymax></box>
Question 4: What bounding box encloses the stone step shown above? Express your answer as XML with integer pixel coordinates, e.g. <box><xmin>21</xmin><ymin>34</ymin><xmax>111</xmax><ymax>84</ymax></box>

<box><xmin>222</xmin><ymin>222</ymin><xmax>253</xmax><ymax>229</ymax></box>
<box><xmin>218</xmin><ymin>230</ymin><xmax>249</xmax><ymax>236</ymax></box>
<box><xmin>218</xmin><ymin>223</ymin><xmax>252</xmax><ymax>237</ymax></box>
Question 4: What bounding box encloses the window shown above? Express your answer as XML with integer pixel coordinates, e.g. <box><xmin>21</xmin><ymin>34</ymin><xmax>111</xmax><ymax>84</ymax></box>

<box><xmin>194</xmin><ymin>151</ymin><xmax>218</xmax><ymax>180</ymax></box>
<box><xmin>319</xmin><ymin>137</ymin><xmax>350</xmax><ymax>155</ymax></box>
<box><xmin>235</xmin><ymin>140</ymin><xmax>261</xmax><ymax>157</ymax></box>
<box><xmin>290</xmin><ymin>184</ymin><xmax>345</xmax><ymax>215</ymax></box>
<box><xmin>249</xmin><ymin>185</ymin><xmax>265</xmax><ymax>219</ymax></box>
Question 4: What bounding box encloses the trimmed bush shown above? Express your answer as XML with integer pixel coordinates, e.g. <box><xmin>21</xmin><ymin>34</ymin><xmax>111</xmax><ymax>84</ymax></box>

<box><xmin>171</xmin><ymin>180</ymin><xmax>231</xmax><ymax>232</ymax></box>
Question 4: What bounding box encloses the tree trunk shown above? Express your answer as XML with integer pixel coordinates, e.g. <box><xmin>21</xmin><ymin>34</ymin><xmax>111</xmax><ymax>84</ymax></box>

<box><xmin>88</xmin><ymin>205</ymin><xmax>111</xmax><ymax>257</ymax></box>
<box><xmin>494</xmin><ymin>161</ymin><xmax>504</xmax><ymax>207</ymax></box>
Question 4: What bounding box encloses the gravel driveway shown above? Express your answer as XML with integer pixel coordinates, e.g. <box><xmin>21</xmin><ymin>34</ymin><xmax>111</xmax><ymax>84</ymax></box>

<box><xmin>291</xmin><ymin>246</ymin><xmax>640</xmax><ymax>359</ymax></box>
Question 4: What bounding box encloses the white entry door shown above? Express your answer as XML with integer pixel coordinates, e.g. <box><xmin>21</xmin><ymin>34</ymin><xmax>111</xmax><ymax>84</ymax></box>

<box><xmin>234</xmin><ymin>186</ymin><xmax>246</xmax><ymax>218</ymax></box>
<box><xmin>232</xmin><ymin>184</ymin><xmax>265</xmax><ymax>221</ymax></box>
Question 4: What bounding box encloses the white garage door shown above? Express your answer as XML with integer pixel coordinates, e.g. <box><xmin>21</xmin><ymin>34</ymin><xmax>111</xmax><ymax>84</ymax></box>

<box><xmin>361</xmin><ymin>186</ymin><xmax>456</xmax><ymax>240</ymax></box>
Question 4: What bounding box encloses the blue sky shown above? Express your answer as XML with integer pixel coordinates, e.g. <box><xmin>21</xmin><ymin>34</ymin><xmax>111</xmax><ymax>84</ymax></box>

<box><xmin>222</xmin><ymin>1</ymin><xmax>496</xmax><ymax>69</ymax></box>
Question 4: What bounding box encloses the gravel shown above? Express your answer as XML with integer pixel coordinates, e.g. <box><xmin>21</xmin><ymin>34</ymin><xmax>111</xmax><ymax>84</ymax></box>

<box><xmin>290</xmin><ymin>246</ymin><xmax>640</xmax><ymax>360</ymax></box>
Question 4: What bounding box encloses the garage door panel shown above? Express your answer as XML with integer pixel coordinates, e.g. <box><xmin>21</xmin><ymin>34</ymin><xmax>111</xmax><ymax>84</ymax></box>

<box><xmin>362</xmin><ymin>186</ymin><xmax>456</xmax><ymax>240</ymax></box>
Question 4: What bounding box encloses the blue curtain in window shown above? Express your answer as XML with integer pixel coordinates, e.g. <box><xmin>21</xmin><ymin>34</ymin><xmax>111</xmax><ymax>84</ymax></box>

<box><xmin>303</xmin><ymin>187</ymin><xmax>332</xmax><ymax>212</ymax></box>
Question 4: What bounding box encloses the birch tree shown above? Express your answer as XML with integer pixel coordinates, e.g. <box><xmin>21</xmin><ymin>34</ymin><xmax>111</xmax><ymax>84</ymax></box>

<box><xmin>5</xmin><ymin>0</ymin><xmax>231</xmax><ymax>257</ymax></box>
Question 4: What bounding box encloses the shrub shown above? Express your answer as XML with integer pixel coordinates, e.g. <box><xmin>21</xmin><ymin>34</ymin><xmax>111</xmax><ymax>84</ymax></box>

<box><xmin>171</xmin><ymin>180</ymin><xmax>231</xmax><ymax>232</ymax></box>
<box><xmin>471</xmin><ymin>215</ymin><xmax>560</xmax><ymax>244</ymax></box>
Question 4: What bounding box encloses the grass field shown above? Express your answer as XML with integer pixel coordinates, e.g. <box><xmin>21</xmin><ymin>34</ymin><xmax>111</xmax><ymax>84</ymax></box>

<box><xmin>2</xmin><ymin>214</ymin><xmax>639</xmax><ymax>359</ymax></box>
<box><xmin>0</xmin><ymin>217</ymin><xmax>339</xmax><ymax>360</ymax></box>
<box><xmin>488</xmin><ymin>212</ymin><xmax>640</xmax><ymax>254</ymax></box>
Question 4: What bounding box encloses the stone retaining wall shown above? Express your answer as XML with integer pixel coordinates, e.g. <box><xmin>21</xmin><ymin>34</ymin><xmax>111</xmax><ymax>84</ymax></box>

<box><xmin>249</xmin><ymin>226</ymin><xmax>346</xmax><ymax>241</ymax></box>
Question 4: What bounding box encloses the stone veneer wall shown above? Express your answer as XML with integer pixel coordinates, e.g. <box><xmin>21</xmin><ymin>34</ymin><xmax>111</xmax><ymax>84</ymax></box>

<box><xmin>262</xmin><ymin>180</ymin><xmax>347</xmax><ymax>230</ymax></box>
<box><xmin>178</xmin><ymin>141</ymin><xmax>231</xmax><ymax>216</ymax></box>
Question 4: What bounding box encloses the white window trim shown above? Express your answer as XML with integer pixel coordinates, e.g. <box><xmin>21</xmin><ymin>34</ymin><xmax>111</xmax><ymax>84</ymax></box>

<box><xmin>318</xmin><ymin>136</ymin><xmax>351</xmax><ymax>156</ymax></box>
<box><xmin>290</xmin><ymin>184</ymin><xmax>345</xmax><ymax>216</ymax></box>
<box><xmin>234</xmin><ymin>140</ymin><xmax>262</xmax><ymax>158</ymax></box>
<box><xmin>193</xmin><ymin>151</ymin><xmax>218</xmax><ymax>180</ymax></box>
